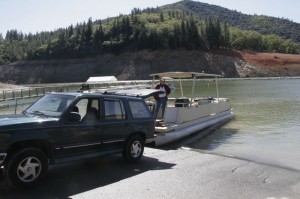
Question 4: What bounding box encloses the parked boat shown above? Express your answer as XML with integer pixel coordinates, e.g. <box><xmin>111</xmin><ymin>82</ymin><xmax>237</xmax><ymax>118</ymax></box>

<box><xmin>80</xmin><ymin>72</ymin><xmax>232</xmax><ymax>147</ymax></box>
<box><xmin>150</xmin><ymin>72</ymin><xmax>233</xmax><ymax>146</ymax></box>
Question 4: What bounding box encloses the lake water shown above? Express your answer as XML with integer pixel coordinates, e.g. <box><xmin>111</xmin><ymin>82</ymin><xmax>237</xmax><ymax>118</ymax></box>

<box><xmin>1</xmin><ymin>79</ymin><xmax>300</xmax><ymax>171</ymax></box>
<box><xmin>169</xmin><ymin>78</ymin><xmax>300</xmax><ymax>171</ymax></box>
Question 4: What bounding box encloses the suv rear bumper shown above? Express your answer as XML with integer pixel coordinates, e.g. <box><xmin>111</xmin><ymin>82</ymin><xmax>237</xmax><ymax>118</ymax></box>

<box><xmin>0</xmin><ymin>153</ymin><xmax>7</xmax><ymax>165</ymax></box>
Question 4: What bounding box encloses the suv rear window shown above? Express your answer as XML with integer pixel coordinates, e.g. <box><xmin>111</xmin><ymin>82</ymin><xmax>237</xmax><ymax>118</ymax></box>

<box><xmin>128</xmin><ymin>100</ymin><xmax>152</xmax><ymax>119</ymax></box>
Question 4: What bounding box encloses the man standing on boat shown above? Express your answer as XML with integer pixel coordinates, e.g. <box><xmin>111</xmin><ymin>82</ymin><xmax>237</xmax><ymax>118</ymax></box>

<box><xmin>153</xmin><ymin>78</ymin><xmax>171</xmax><ymax>120</ymax></box>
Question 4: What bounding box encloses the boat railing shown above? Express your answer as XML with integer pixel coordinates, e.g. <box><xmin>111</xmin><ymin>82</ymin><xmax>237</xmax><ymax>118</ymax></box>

<box><xmin>166</xmin><ymin>97</ymin><xmax>229</xmax><ymax>108</ymax></box>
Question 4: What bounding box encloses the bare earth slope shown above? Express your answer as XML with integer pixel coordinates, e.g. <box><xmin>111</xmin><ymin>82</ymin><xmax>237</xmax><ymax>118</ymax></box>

<box><xmin>240</xmin><ymin>52</ymin><xmax>300</xmax><ymax>76</ymax></box>
<box><xmin>0</xmin><ymin>50</ymin><xmax>299</xmax><ymax>84</ymax></box>
<box><xmin>0</xmin><ymin>82</ymin><xmax>27</xmax><ymax>90</ymax></box>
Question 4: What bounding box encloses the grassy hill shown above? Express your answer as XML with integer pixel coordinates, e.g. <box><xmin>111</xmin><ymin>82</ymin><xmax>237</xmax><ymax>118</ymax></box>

<box><xmin>163</xmin><ymin>0</ymin><xmax>300</xmax><ymax>42</ymax></box>
<box><xmin>1</xmin><ymin>0</ymin><xmax>299</xmax><ymax>66</ymax></box>
<box><xmin>0</xmin><ymin>0</ymin><xmax>299</xmax><ymax>83</ymax></box>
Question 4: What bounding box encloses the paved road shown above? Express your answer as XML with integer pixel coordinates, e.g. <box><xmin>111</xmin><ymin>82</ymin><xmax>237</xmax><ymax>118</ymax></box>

<box><xmin>1</xmin><ymin>147</ymin><xmax>300</xmax><ymax>199</ymax></box>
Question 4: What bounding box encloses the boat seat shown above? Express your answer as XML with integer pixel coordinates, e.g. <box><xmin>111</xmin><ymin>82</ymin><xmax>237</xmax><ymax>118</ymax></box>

<box><xmin>175</xmin><ymin>97</ymin><xmax>190</xmax><ymax>107</ymax></box>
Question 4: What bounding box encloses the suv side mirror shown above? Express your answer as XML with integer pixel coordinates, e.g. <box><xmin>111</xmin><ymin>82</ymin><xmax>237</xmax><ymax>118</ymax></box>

<box><xmin>67</xmin><ymin>112</ymin><xmax>81</xmax><ymax>122</ymax></box>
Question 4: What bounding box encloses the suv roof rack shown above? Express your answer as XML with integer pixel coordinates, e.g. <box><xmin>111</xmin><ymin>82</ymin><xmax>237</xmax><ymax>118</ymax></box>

<box><xmin>90</xmin><ymin>88</ymin><xmax>163</xmax><ymax>99</ymax></box>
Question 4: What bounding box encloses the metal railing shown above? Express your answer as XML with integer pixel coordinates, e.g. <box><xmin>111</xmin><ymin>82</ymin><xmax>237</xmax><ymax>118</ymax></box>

<box><xmin>0</xmin><ymin>80</ymin><xmax>155</xmax><ymax>102</ymax></box>
<box><xmin>0</xmin><ymin>86</ymin><xmax>76</xmax><ymax>102</ymax></box>
<box><xmin>0</xmin><ymin>79</ymin><xmax>189</xmax><ymax>102</ymax></box>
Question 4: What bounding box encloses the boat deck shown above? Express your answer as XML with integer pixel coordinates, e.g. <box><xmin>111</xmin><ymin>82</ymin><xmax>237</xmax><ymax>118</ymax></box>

<box><xmin>155</xmin><ymin>109</ymin><xmax>232</xmax><ymax>133</ymax></box>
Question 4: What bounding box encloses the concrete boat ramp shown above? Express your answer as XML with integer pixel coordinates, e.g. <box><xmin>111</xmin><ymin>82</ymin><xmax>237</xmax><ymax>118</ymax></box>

<box><xmin>1</xmin><ymin>147</ymin><xmax>300</xmax><ymax>198</ymax></box>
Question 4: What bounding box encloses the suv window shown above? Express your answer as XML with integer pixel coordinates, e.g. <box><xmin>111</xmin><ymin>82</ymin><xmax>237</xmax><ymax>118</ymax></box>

<box><xmin>72</xmin><ymin>98</ymin><xmax>99</xmax><ymax>122</ymax></box>
<box><xmin>104</xmin><ymin>98</ymin><xmax>126</xmax><ymax>120</ymax></box>
<box><xmin>128</xmin><ymin>100</ymin><xmax>152</xmax><ymax>119</ymax></box>
<box><xmin>26</xmin><ymin>94</ymin><xmax>75</xmax><ymax>117</ymax></box>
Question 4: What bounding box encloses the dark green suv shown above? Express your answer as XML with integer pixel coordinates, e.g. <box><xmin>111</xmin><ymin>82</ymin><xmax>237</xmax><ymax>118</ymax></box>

<box><xmin>0</xmin><ymin>91</ymin><xmax>156</xmax><ymax>189</ymax></box>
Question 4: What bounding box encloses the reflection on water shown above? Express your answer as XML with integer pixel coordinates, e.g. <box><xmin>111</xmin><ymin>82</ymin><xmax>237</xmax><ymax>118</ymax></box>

<box><xmin>169</xmin><ymin>79</ymin><xmax>300</xmax><ymax>171</ymax></box>
<box><xmin>171</xmin><ymin>121</ymin><xmax>238</xmax><ymax>151</ymax></box>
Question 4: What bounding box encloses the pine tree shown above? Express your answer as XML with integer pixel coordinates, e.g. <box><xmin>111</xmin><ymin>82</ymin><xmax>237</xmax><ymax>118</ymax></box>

<box><xmin>181</xmin><ymin>20</ymin><xmax>187</xmax><ymax>47</ymax></box>
<box><xmin>222</xmin><ymin>22</ymin><xmax>230</xmax><ymax>48</ymax></box>
<box><xmin>160</xmin><ymin>11</ymin><xmax>164</xmax><ymax>22</ymax></box>
<box><xmin>187</xmin><ymin>17</ymin><xmax>199</xmax><ymax>49</ymax></box>
<box><xmin>68</xmin><ymin>25</ymin><xmax>74</xmax><ymax>38</ymax></box>
<box><xmin>85</xmin><ymin>18</ymin><xmax>93</xmax><ymax>44</ymax></box>
<box><xmin>173</xmin><ymin>24</ymin><xmax>181</xmax><ymax>49</ymax></box>
<box><xmin>93</xmin><ymin>24</ymin><xmax>104</xmax><ymax>48</ymax></box>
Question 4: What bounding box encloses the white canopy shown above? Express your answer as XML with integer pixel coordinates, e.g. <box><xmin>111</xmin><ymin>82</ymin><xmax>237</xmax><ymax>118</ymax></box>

<box><xmin>149</xmin><ymin>71</ymin><xmax>221</xmax><ymax>79</ymax></box>
<box><xmin>150</xmin><ymin>71</ymin><xmax>221</xmax><ymax>100</ymax></box>
<box><xmin>86</xmin><ymin>76</ymin><xmax>117</xmax><ymax>82</ymax></box>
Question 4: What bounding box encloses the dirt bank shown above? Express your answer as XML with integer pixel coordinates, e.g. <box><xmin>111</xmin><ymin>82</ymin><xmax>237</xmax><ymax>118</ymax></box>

<box><xmin>0</xmin><ymin>50</ymin><xmax>299</xmax><ymax>84</ymax></box>
<box><xmin>0</xmin><ymin>82</ymin><xmax>27</xmax><ymax>90</ymax></box>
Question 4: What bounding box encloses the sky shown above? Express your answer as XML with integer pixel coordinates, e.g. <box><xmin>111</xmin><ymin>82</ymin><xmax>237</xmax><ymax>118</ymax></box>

<box><xmin>0</xmin><ymin>0</ymin><xmax>299</xmax><ymax>37</ymax></box>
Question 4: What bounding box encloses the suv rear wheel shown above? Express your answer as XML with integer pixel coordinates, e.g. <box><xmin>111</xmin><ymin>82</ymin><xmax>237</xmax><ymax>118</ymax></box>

<box><xmin>123</xmin><ymin>135</ymin><xmax>144</xmax><ymax>162</ymax></box>
<box><xmin>4</xmin><ymin>148</ymin><xmax>48</xmax><ymax>189</ymax></box>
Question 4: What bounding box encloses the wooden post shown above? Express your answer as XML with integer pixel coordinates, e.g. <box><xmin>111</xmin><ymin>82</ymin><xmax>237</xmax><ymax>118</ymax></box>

<box><xmin>191</xmin><ymin>74</ymin><xmax>196</xmax><ymax>103</ymax></box>
<box><xmin>179</xmin><ymin>78</ymin><xmax>183</xmax><ymax>97</ymax></box>
<box><xmin>215</xmin><ymin>77</ymin><xmax>219</xmax><ymax>101</ymax></box>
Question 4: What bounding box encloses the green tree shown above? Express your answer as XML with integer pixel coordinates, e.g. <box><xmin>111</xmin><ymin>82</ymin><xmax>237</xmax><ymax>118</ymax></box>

<box><xmin>85</xmin><ymin>18</ymin><xmax>93</xmax><ymax>44</ymax></box>
<box><xmin>246</xmin><ymin>31</ymin><xmax>263</xmax><ymax>51</ymax></box>
<box><xmin>93</xmin><ymin>24</ymin><xmax>104</xmax><ymax>48</ymax></box>
<box><xmin>68</xmin><ymin>25</ymin><xmax>74</xmax><ymax>38</ymax></box>
<box><xmin>173</xmin><ymin>23</ymin><xmax>181</xmax><ymax>49</ymax></box>
<box><xmin>147</xmin><ymin>29</ymin><xmax>160</xmax><ymax>49</ymax></box>
<box><xmin>263</xmin><ymin>35</ymin><xmax>281</xmax><ymax>52</ymax></box>
<box><xmin>282</xmin><ymin>39</ymin><xmax>298</xmax><ymax>54</ymax></box>
<box><xmin>222</xmin><ymin>22</ymin><xmax>230</xmax><ymax>48</ymax></box>
<box><xmin>160</xmin><ymin>11</ymin><xmax>164</xmax><ymax>22</ymax></box>
<box><xmin>230</xmin><ymin>29</ymin><xmax>247</xmax><ymax>50</ymax></box>
<box><xmin>180</xmin><ymin>20</ymin><xmax>187</xmax><ymax>48</ymax></box>
<box><xmin>187</xmin><ymin>17</ymin><xmax>199</xmax><ymax>49</ymax></box>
